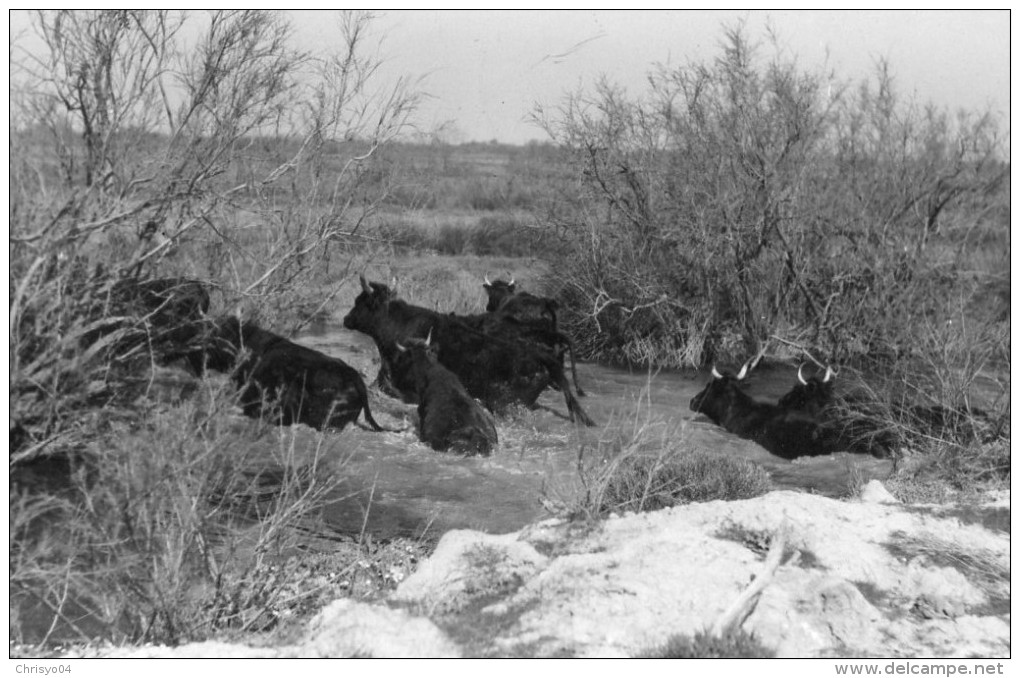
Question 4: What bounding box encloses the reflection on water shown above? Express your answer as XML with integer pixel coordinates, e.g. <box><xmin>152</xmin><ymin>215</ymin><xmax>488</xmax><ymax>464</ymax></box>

<box><xmin>299</xmin><ymin>325</ymin><xmax>894</xmax><ymax>538</ymax></box>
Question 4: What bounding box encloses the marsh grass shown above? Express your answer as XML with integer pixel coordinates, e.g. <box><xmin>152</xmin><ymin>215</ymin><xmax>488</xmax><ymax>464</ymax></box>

<box><xmin>369</xmin><ymin>211</ymin><xmax>562</xmax><ymax>259</ymax></box>
<box><xmin>9</xmin><ymin>381</ymin><xmax>350</xmax><ymax>647</ymax></box>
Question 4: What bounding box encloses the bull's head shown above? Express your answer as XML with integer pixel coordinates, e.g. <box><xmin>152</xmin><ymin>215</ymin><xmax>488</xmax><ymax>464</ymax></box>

<box><xmin>780</xmin><ymin>363</ymin><xmax>836</xmax><ymax>414</ymax></box>
<box><xmin>711</xmin><ymin>362</ymin><xmax>749</xmax><ymax>381</ymax></box>
<box><xmin>797</xmin><ymin>363</ymin><xmax>836</xmax><ymax>385</ymax></box>
<box><xmin>345</xmin><ymin>276</ymin><xmax>394</xmax><ymax>333</ymax></box>
<box><xmin>396</xmin><ymin>329</ymin><xmax>435</xmax><ymax>357</ymax></box>
<box><xmin>692</xmin><ymin>364</ymin><xmax>750</xmax><ymax>422</ymax></box>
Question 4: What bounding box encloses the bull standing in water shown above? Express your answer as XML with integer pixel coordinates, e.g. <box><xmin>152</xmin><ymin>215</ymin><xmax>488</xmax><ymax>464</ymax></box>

<box><xmin>396</xmin><ymin>332</ymin><xmax>498</xmax><ymax>456</ymax></box>
<box><xmin>481</xmin><ymin>276</ymin><xmax>586</xmax><ymax>397</ymax></box>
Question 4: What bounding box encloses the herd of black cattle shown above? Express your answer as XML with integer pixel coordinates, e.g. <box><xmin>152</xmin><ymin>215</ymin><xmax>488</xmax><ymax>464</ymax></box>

<box><xmin>48</xmin><ymin>273</ymin><xmax>998</xmax><ymax>462</ymax></box>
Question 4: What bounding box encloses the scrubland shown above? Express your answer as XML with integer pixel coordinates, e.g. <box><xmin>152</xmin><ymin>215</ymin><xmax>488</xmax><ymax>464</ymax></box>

<box><xmin>9</xmin><ymin>13</ymin><xmax>1008</xmax><ymax>650</ymax></box>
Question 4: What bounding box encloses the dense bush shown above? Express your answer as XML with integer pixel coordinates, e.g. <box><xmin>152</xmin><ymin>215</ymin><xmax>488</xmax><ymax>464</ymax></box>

<box><xmin>536</xmin><ymin>27</ymin><xmax>1007</xmax><ymax>373</ymax></box>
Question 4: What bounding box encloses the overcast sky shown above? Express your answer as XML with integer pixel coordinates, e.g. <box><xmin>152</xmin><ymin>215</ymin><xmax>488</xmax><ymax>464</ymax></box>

<box><xmin>10</xmin><ymin>10</ymin><xmax>1010</xmax><ymax>145</ymax></box>
<box><xmin>303</xmin><ymin>9</ymin><xmax>1010</xmax><ymax>144</ymax></box>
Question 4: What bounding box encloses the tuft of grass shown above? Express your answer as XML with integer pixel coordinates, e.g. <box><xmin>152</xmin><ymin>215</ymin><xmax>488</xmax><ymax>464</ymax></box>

<box><xmin>636</xmin><ymin>628</ymin><xmax>776</xmax><ymax>658</ymax></box>
<box><xmin>886</xmin><ymin>440</ymin><xmax>1010</xmax><ymax>504</ymax></box>
<box><xmin>592</xmin><ymin>452</ymin><xmax>772</xmax><ymax>516</ymax></box>
<box><xmin>842</xmin><ymin>457</ymin><xmax>867</xmax><ymax>498</ymax></box>
<box><xmin>560</xmin><ymin>407</ymin><xmax>772</xmax><ymax>520</ymax></box>
<box><xmin>883</xmin><ymin>531</ymin><xmax>1009</xmax><ymax>604</ymax></box>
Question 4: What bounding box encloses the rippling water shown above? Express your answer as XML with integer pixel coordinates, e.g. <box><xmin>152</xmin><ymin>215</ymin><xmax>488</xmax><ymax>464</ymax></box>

<box><xmin>296</xmin><ymin>324</ymin><xmax>894</xmax><ymax>539</ymax></box>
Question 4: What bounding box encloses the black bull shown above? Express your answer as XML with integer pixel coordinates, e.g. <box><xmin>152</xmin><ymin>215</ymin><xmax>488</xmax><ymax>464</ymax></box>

<box><xmin>195</xmin><ymin>317</ymin><xmax>386</xmax><ymax>432</ymax></box>
<box><xmin>396</xmin><ymin>335</ymin><xmax>498</xmax><ymax>456</ymax></box>
<box><xmin>481</xmin><ymin>277</ymin><xmax>585</xmax><ymax>397</ymax></box>
<box><xmin>691</xmin><ymin>364</ymin><xmax>894</xmax><ymax>458</ymax></box>
<box><xmin>689</xmin><ymin>365</ymin><xmax>829</xmax><ymax>460</ymax></box>
<box><xmin>344</xmin><ymin>276</ymin><xmax>595</xmax><ymax>427</ymax></box>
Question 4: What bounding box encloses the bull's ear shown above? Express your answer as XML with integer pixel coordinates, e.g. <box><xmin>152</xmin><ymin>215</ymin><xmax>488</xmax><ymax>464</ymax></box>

<box><xmin>359</xmin><ymin>274</ymin><xmax>372</xmax><ymax>294</ymax></box>
<box><xmin>711</xmin><ymin>366</ymin><xmax>723</xmax><ymax>380</ymax></box>
<box><xmin>735</xmin><ymin>363</ymin><xmax>749</xmax><ymax>380</ymax></box>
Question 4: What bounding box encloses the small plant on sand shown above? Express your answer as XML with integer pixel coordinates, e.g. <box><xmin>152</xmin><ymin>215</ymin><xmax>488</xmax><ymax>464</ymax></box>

<box><xmin>636</xmin><ymin>628</ymin><xmax>776</xmax><ymax>658</ymax></box>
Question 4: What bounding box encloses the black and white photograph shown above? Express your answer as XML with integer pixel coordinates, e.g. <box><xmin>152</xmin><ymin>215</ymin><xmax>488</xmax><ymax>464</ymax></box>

<box><xmin>8</xmin><ymin>10</ymin><xmax>1010</xmax><ymax>664</ymax></box>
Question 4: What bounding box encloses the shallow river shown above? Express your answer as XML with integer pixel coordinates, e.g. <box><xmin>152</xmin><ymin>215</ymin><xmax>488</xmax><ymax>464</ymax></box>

<box><xmin>296</xmin><ymin>324</ymin><xmax>894</xmax><ymax>539</ymax></box>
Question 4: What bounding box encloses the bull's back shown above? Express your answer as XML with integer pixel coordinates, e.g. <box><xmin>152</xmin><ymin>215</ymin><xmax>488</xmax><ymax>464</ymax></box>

<box><xmin>417</xmin><ymin>365</ymin><xmax>497</xmax><ymax>456</ymax></box>
<box><xmin>431</xmin><ymin>322</ymin><xmax>551</xmax><ymax>410</ymax></box>
<box><xmin>242</xmin><ymin>344</ymin><xmax>368</xmax><ymax>430</ymax></box>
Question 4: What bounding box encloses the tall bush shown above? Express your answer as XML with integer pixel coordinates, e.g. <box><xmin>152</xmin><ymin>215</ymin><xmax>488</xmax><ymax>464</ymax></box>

<box><xmin>535</xmin><ymin>26</ymin><xmax>1007</xmax><ymax>373</ymax></box>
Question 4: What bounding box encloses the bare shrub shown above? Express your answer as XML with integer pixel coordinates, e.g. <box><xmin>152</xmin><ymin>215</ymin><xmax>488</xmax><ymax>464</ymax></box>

<box><xmin>534</xmin><ymin>25</ymin><xmax>1007</xmax><ymax>372</ymax></box>
<box><xmin>10</xmin><ymin>10</ymin><xmax>422</xmax><ymax>648</ymax></box>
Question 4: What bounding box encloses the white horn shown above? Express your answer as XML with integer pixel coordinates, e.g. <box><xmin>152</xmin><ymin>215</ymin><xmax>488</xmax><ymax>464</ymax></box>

<box><xmin>711</xmin><ymin>366</ymin><xmax>723</xmax><ymax>380</ymax></box>
<box><xmin>359</xmin><ymin>274</ymin><xmax>372</xmax><ymax>294</ymax></box>
<box><xmin>797</xmin><ymin>364</ymin><xmax>808</xmax><ymax>385</ymax></box>
<box><xmin>484</xmin><ymin>275</ymin><xmax>491</xmax><ymax>286</ymax></box>
<box><xmin>425</xmin><ymin>328</ymin><xmax>432</xmax><ymax>347</ymax></box>
<box><xmin>735</xmin><ymin>362</ymin><xmax>749</xmax><ymax>380</ymax></box>
<box><xmin>508</xmin><ymin>276</ymin><xmax>515</xmax><ymax>287</ymax></box>
<box><xmin>823</xmin><ymin>366</ymin><xmax>834</xmax><ymax>383</ymax></box>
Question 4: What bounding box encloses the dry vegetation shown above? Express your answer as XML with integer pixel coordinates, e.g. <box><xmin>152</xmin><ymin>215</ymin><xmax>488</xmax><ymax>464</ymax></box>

<box><xmin>9</xmin><ymin>12</ymin><xmax>1009</xmax><ymax>651</ymax></box>
<box><xmin>532</xmin><ymin>27</ymin><xmax>1009</xmax><ymax>501</ymax></box>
